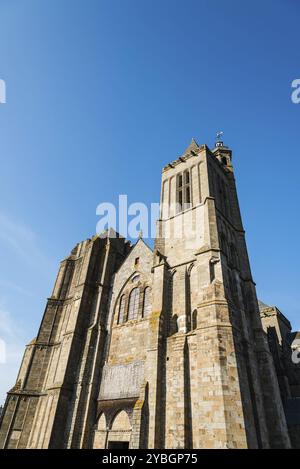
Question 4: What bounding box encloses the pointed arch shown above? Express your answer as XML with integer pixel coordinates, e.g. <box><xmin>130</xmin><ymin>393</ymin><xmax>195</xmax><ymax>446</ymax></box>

<box><xmin>117</xmin><ymin>295</ymin><xmax>126</xmax><ymax>324</ymax></box>
<box><xmin>111</xmin><ymin>410</ymin><xmax>131</xmax><ymax>432</ymax></box>
<box><xmin>96</xmin><ymin>412</ymin><xmax>107</xmax><ymax>431</ymax></box>
<box><xmin>113</xmin><ymin>272</ymin><xmax>141</xmax><ymax>324</ymax></box>
<box><xmin>93</xmin><ymin>412</ymin><xmax>108</xmax><ymax>448</ymax></box>
<box><xmin>106</xmin><ymin>410</ymin><xmax>132</xmax><ymax>449</ymax></box>
<box><xmin>128</xmin><ymin>287</ymin><xmax>140</xmax><ymax>321</ymax></box>
<box><xmin>187</xmin><ymin>262</ymin><xmax>195</xmax><ymax>277</ymax></box>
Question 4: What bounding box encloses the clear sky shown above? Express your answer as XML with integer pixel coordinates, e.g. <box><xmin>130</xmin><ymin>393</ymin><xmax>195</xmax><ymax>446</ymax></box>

<box><xmin>0</xmin><ymin>0</ymin><xmax>299</xmax><ymax>404</ymax></box>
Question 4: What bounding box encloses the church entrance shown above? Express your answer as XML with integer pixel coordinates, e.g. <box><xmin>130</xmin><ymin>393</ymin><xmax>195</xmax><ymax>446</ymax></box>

<box><xmin>107</xmin><ymin>441</ymin><xmax>129</xmax><ymax>449</ymax></box>
<box><xmin>93</xmin><ymin>410</ymin><xmax>132</xmax><ymax>449</ymax></box>
<box><xmin>106</xmin><ymin>410</ymin><xmax>132</xmax><ymax>448</ymax></box>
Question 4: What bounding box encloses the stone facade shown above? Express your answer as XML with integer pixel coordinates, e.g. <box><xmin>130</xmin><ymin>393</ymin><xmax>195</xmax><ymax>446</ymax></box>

<box><xmin>259</xmin><ymin>302</ymin><xmax>300</xmax><ymax>448</ymax></box>
<box><xmin>0</xmin><ymin>138</ymin><xmax>299</xmax><ymax>449</ymax></box>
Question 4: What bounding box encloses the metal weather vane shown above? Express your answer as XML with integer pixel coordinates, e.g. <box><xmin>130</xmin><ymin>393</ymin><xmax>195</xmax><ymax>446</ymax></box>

<box><xmin>216</xmin><ymin>131</ymin><xmax>224</xmax><ymax>141</ymax></box>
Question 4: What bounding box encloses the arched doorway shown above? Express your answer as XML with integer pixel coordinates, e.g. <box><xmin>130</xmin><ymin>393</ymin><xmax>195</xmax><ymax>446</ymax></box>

<box><xmin>93</xmin><ymin>413</ymin><xmax>107</xmax><ymax>448</ymax></box>
<box><xmin>107</xmin><ymin>410</ymin><xmax>132</xmax><ymax>449</ymax></box>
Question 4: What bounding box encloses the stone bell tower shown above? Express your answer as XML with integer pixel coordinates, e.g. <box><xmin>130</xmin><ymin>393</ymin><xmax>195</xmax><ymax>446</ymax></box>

<box><xmin>0</xmin><ymin>136</ymin><xmax>293</xmax><ymax>449</ymax></box>
<box><xmin>154</xmin><ymin>137</ymin><xmax>291</xmax><ymax>448</ymax></box>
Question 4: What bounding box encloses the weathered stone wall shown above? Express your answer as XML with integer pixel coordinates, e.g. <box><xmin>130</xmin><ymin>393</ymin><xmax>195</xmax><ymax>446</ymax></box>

<box><xmin>92</xmin><ymin>240</ymin><xmax>153</xmax><ymax>449</ymax></box>
<box><xmin>0</xmin><ymin>139</ymin><xmax>296</xmax><ymax>449</ymax></box>
<box><xmin>99</xmin><ymin>362</ymin><xmax>145</xmax><ymax>400</ymax></box>
<box><xmin>0</xmin><ymin>234</ymin><xmax>129</xmax><ymax>449</ymax></box>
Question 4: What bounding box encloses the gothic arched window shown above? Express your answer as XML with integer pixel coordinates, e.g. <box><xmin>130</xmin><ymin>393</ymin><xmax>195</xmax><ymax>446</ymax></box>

<box><xmin>142</xmin><ymin>287</ymin><xmax>151</xmax><ymax>318</ymax></box>
<box><xmin>131</xmin><ymin>274</ymin><xmax>140</xmax><ymax>283</ymax></box>
<box><xmin>118</xmin><ymin>295</ymin><xmax>126</xmax><ymax>324</ymax></box>
<box><xmin>176</xmin><ymin>170</ymin><xmax>191</xmax><ymax>213</ymax></box>
<box><xmin>184</xmin><ymin>170</ymin><xmax>191</xmax><ymax>207</ymax></box>
<box><xmin>176</xmin><ymin>174</ymin><xmax>183</xmax><ymax>212</ymax></box>
<box><xmin>128</xmin><ymin>288</ymin><xmax>140</xmax><ymax>321</ymax></box>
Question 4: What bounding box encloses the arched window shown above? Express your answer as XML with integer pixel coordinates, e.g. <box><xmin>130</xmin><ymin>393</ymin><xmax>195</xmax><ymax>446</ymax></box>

<box><xmin>176</xmin><ymin>174</ymin><xmax>183</xmax><ymax>212</ymax></box>
<box><xmin>131</xmin><ymin>274</ymin><xmax>140</xmax><ymax>283</ymax></box>
<box><xmin>142</xmin><ymin>287</ymin><xmax>151</xmax><ymax>318</ymax></box>
<box><xmin>176</xmin><ymin>170</ymin><xmax>191</xmax><ymax>213</ymax></box>
<box><xmin>184</xmin><ymin>170</ymin><xmax>191</xmax><ymax>207</ymax></box>
<box><xmin>118</xmin><ymin>295</ymin><xmax>126</xmax><ymax>324</ymax></box>
<box><xmin>128</xmin><ymin>288</ymin><xmax>140</xmax><ymax>321</ymax></box>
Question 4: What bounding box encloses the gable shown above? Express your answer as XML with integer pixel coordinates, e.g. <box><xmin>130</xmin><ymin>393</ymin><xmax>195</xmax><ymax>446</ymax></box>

<box><xmin>114</xmin><ymin>239</ymin><xmax>152</xmax><ymax>276</ymax></box>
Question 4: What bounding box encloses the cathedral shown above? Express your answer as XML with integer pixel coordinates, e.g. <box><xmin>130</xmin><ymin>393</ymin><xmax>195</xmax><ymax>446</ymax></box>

<box><xmin>0</xmin><ymin>138</ymin><xmax>299</xmax><ymax>449</ymax></box>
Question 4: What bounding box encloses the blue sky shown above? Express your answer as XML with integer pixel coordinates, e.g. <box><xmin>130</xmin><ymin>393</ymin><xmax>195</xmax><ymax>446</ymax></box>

<box><xmin>0</xmin><ymin>0</ymin><xmax>299</xmax><ymax>404</ymax></box>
